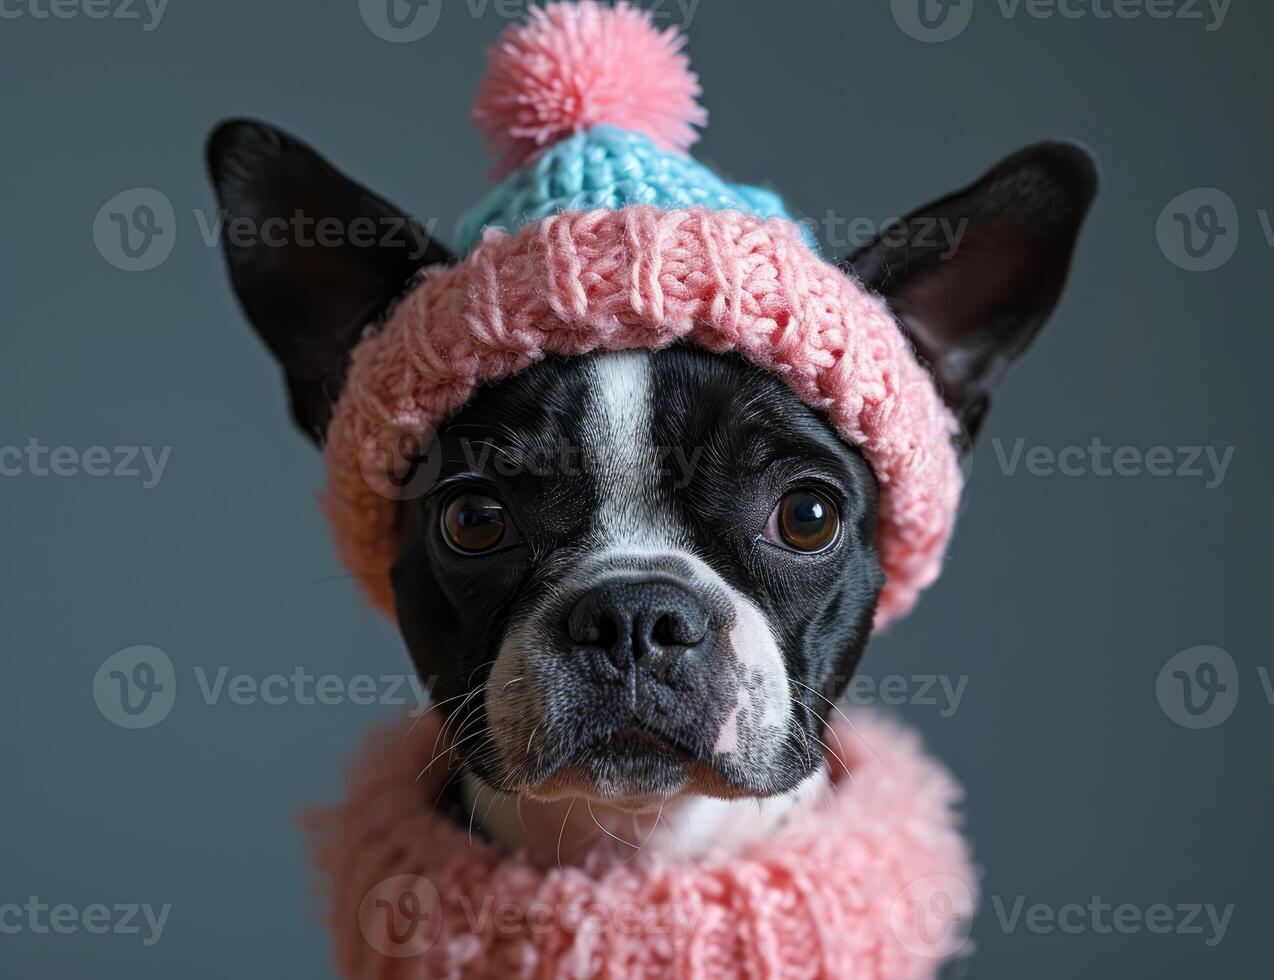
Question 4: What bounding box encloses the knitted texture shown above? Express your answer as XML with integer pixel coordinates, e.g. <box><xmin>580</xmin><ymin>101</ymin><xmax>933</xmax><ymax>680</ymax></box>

<box><xmin>323</xmin><ymin>207</ymin><xmax>962</xmax><ymax>628</ymax></box>
<box><xmin>305</xmin><ymin>710</ymin><xmax>977</xmax><ymax>979</ymax></box>
<box><xmin>472</xmin><ymin>0</ymin><xmax>707</xmax><ymax>178</ymax></box>
<box><xmin>455</xmin><ymin>124</ymin><xmax>801</xmax><ymax>254</ymax></box>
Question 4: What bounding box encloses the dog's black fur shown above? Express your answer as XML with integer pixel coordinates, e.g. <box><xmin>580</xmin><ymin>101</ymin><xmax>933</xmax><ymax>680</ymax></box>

<box><xmin>208</xmin><ymin>119</ymin><xmax>1096</xmax><ymax>802</ymax></box>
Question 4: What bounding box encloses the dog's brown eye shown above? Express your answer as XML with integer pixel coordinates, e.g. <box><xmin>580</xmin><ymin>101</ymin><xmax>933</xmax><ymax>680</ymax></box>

<box><xmin>769</xmin><ymin>490</ymin><xmax>839</xmax><ymax>553</ymax></box>
<box><xmin>441</xmin><ymin>493</ymin><xmax>507</xmax><ymax>554</ymax></box>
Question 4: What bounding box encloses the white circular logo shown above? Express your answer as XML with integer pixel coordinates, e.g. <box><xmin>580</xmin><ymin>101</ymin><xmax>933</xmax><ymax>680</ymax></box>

<box><xmin>357</xmin><ymin>419</ymin><xmax>441</xmax><ymax>501</ymax></box>
<box><xmin>358</xmin><ymin>0</ymin><xmax>442</xmax><ymax>43</ymax></box>
<box><xmin>1156</xmin><ymin>645</ymin><xmax>1239</xmax><ymax>729</ymax></box>
<box><xmin>888</xmin><ymin>873</ymin><xmax>975</xmax><ymax>959</ymax></box>
<box><xmin>1156</xmin><ymin>188</ymin><xmax>1239</xmax><ymax>273</ymax></box>
<box><xmin>891</xmin><ymin>0</ymin><xmax>973</xmax><ymax>43</ymax></box>
<box><xmin>92</xmin><ymin>188</ymin><xmax>176</xmax><ymax>272</ymax></box>
<box><xmin>358</xmin><ymin>874</ymin><xmax>442</xmax><ymax>957</ymax></box>
<box><xmin>93</xmin><ymin>645</ymin><xmax>177</xmax><ymax>729</ymax></box>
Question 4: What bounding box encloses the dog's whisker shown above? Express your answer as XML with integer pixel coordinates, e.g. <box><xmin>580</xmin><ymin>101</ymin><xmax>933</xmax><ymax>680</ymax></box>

<box><xmin>403</xmin><ymin>688</ymin><xmax>479</xmax><ymax>743</ymax></box>
<box><xmin>555</xmin><ymin>798</ymin><xmax>577</xmax><ymax>870</ymax></box>
<box><xmin>790</xmin><ymin>678</ymin><xmax>881</xmax><ymax>766</ymax></box>
<box><xmin>460</xmin><ymin>438</ymin><xmax>525</xmax><ymax>471</ymax></box>
<box><xmin>788</xmin><ymin>691</ymin><xmax>854</xmax><ymax>782</ymax></box>
<box><xmin>431</xmin><ymin>685</ymin><xmax>483</xmax><ymax>759</ymax></box>
<box><xmin>784</xmin><ymin>699</ymin><xmax>821</xmax><ymax>773</ymax></box>
<box><xmin>468</xmin><ymin>780</ymin><xmax>486</xmax><ymax>848</ymax></box>
<box><xmin>417</xmin><ymin>726</ymin><xmax>491</xmax><ymax>782</ymax></box>
<box><xmin>803</xmin><ymin>729</ymin><xmax>852</xmax><ymax>782</ymax></box>
<box><xmin>788</xmin><ymin>678</ymin><xmax>847</xmax><ymax>726</ymax></box>
<box><xmin>622</xmin><ymin>799</ymin><xmax>667</xmax><ymax>866</ymax></box>
<box><xmin>447</xmin><ymin>709</ymin><xmax>496</xmax><ymax>764</ymax></box>
<box><xmin>479</xmin><ymin>784</ymin><xmax>503</xmax><ymax>833</ymax></box>
<box><xmin>585</xmin><ymin>799</ymin><xmax>639</xmax><ymax>849</ymax></box>
<box><xmin>448</xmin><ymin>701</ymin><xmax>488</xmax><ymax>741</ymax></box>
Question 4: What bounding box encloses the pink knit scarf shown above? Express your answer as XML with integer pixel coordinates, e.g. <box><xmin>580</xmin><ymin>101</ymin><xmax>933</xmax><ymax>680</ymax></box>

<box><xmin>305</xmin><ymin>711</ymin><xmax>976</xmax><ymax>978</ymax></box>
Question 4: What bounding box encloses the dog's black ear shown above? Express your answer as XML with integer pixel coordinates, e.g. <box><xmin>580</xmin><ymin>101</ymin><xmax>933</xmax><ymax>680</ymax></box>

<box><xmin>843</xmin><ymin>141</ymin><xmax>1097</xmax><ymax>447</ymax></box>
<box><xmin>206</xmin><ymin>119</ymin><xmax>454</xmax><ymax>443</ymax></box>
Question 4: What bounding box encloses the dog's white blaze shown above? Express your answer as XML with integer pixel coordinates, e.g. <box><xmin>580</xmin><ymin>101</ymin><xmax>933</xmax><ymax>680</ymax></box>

<box><xmin>586</xmin><ymin>351</ymin><xmax>672</xmax><ymax>551</ymax></box>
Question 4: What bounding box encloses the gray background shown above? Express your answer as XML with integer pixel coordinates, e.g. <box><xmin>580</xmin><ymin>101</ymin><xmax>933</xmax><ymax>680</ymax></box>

<box><xmin>3</xmin><ymin>0</ymin><xmax>1271</xmax><ymax>976</ymax></box>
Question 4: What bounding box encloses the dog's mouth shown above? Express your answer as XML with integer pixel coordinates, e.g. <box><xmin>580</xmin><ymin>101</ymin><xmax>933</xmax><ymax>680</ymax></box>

<box><xmin>604</xmin><ymin>725</ymin><xmax>689</xmax><ymax>757</ymax></box>
<box><xmin>516</xmin><ymin>725</ymin><xmax>753</xmax><ymax>804</ymax></box>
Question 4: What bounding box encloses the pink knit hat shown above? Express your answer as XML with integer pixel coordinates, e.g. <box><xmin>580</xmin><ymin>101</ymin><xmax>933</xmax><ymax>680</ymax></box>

<box><xmin>306</xmin><ymin>709</ymin><xmax>977</xmax><ymax>978</ymax></box>
<box><xmin>323</xmin><ymin>1</ymin><xmax>963</xmax><ymax>628</ymax></box>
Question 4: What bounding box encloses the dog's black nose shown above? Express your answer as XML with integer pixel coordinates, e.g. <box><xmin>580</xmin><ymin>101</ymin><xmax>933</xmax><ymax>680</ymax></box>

<box><xmin>567</xmin><ymin>580</ymin><xmax>709</xmax><ymax>665</ymax></box>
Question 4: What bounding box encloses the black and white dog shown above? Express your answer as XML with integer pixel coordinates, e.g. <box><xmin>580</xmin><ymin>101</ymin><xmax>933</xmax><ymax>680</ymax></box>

<box><xmin>208</xmin><ymin>120</ymin><xmax>1094</xmax><ymax>860</ymax></box>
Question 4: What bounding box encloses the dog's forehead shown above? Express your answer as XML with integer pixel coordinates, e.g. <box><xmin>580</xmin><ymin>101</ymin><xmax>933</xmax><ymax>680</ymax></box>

<box><xmin>436</xmin><ymin>345</ymin><xmax>862</xmax><ymax>519</ymax></box>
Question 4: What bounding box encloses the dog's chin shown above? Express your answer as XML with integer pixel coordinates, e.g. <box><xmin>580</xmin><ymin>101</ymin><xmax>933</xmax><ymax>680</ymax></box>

<box><xmin>508</xmin><ymin>729</ymin><xmax>774</xmax><ymax>808</ymax></box>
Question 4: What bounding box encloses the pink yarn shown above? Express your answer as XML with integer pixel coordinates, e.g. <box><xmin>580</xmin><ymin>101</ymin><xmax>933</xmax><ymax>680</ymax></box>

<box><xmin>322</xmin><ymin>207</ymin><xmax>962</xmax><ymax>628</ymax></box>
<box><xmin>472</xmin><ymin>0</ymin><xmax>707</xmax><ymax>178</ymax></box>
<box><xmin>305</xmin><ymin>710</ymin><xmax>977</xmax><ymax>979</ymax></box>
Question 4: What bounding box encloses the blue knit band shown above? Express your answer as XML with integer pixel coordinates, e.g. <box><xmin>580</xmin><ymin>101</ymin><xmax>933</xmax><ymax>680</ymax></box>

<box><xmin>455</xmin><ymin>124</ymin><xmax>807</xmax><ymax>253</ymax></box>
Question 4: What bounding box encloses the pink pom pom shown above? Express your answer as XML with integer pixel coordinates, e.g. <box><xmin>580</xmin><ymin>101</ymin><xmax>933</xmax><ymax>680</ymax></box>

<box><xmin>472</xmin><ymin>1</ymin><xmax>707</xmax><ymax>178</ymax></box>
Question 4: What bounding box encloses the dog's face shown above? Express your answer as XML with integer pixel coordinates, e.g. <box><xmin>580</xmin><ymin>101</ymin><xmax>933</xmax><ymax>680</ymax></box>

<box><xmin>207</xmin><ymin>121</ymin><xmax>1095</xmax><ymax>804</ymax></box>
<box><xmin>392</xmin><ymin>346</ymin><xmax>882</xmax><ymax>801</ymax></box>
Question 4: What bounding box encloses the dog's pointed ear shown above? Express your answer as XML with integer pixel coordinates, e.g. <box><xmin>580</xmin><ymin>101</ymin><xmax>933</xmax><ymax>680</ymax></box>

<box><xmin>206</xmin><ymin>119</ymin><xmax>454</xmax><ymax>443</ymax></box>
<box><xmin>843</xmin><ymin>141</ymin><xmax>1097</xmax><ymax>447</ymax></box>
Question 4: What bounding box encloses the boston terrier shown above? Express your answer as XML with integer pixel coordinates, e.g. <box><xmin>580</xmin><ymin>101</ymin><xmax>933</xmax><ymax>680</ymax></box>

<box><xmin>207</xmin><ymin>120</ymin><xmax>1095</xmax><ymax>864</ymax></box>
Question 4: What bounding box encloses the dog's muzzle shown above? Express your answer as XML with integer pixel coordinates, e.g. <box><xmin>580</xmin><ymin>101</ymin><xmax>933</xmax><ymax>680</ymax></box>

<box><xmin>563</xmin><ymin>576</ymin><xmax>736</xmax><ymax>751</ymax></box>
<box><xmin>483</xmin><ymin>553</ymin><xmax>795</xmax><ymax>799</ymax></box>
